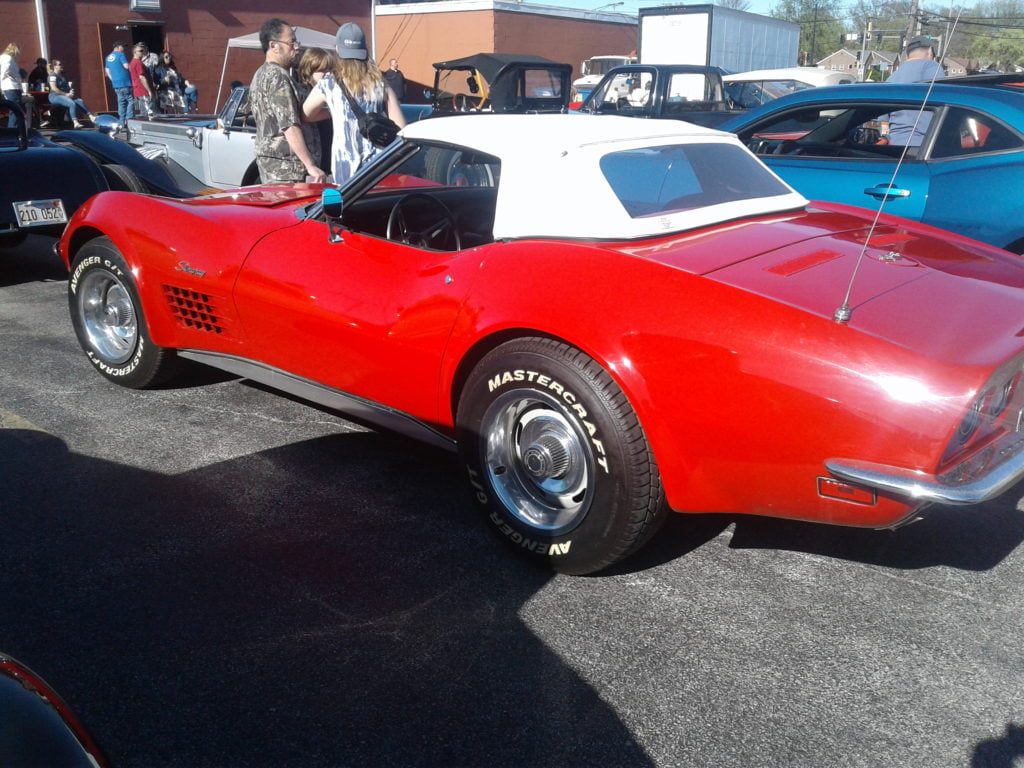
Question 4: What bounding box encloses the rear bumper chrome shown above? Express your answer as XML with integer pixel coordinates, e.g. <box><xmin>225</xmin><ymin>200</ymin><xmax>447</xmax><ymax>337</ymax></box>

<box><xmin>826</xmin><ymin>434</ymin><xmax>1024</xmax><ymax>506</ymax></box>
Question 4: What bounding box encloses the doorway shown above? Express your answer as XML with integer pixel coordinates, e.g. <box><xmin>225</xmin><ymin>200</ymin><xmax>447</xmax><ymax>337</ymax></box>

<box><xmin>95</xmin><ymin>21</ymin><xmax>165</xmax><ymax>111</ymax></box>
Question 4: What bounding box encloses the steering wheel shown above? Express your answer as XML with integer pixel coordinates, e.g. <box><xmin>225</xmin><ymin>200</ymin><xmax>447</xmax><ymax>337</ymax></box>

<box><xmin>386</xmin><ymin>193</ymin><xmax>462</xmax><ymax>251</ymax></box>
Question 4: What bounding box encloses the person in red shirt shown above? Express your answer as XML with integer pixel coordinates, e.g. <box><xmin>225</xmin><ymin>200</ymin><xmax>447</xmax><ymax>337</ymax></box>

<box><xmin>129</xmin><ymin>43</ymin><xmax>155</xmax><ymax>116</ymax></box>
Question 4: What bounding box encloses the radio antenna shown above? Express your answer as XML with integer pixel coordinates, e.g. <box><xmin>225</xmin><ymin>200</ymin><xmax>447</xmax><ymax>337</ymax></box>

<box><xmin>833</xmin><ymin>9</ymin><xmax>964</xmax><ymax>324</ymax></box>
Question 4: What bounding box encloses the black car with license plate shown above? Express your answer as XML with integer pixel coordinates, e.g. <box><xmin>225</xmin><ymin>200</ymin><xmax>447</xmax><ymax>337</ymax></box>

<box><xmin>1</xmin><ymin>98</ymin><xmax>201</xmax><ymax>248</ymax></box>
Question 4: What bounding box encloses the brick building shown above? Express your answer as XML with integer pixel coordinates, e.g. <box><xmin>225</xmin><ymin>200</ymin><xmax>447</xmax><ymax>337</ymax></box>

<box><xmin>1</xmin><ymin>0</ymin><xmax>636</xmax><ymax>114</ymax></box>
<box><xmin>376</xmin><ymin>1</ymin><xmax>637</xmax><ymax>101</ymax></box>
<box><xmin>0</xmin><ymin>0</ymin><xmax>364</xmax><ymax>114</ymax></box>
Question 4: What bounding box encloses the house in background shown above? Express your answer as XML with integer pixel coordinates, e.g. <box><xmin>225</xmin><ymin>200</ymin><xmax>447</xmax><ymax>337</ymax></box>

<box><xmin>864</xmin><ymin>50</ymin><xmax>895</xmax><ymax>78</ymax></box>
<box><xmin>816</xmin><ymin>48</ymin><xmax>901</xmax><ymax>81</ymax></box>
<box><xmin>942</xmin><ymin>56</ymin><xmax>970</xmax><ymax>76</ymax></box>
<box><xmin>816</xmin><ymin>49</ymin><xmax>860</xmax><ymax>76</ymax></box>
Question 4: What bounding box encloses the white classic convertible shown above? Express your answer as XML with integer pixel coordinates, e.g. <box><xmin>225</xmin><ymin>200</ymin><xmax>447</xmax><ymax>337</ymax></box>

<box><xmin>123</xmin><ymin>86</ymin><xmax>261</xmax><ymax>190</ymax></box>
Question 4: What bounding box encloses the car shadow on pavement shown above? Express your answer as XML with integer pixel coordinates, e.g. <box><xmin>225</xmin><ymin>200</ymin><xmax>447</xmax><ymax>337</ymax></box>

<box><xmin>722</xmin><ymin>491</ymin><xmax>1024</xmax><ymax>571</ymax></box>
<box><xmin>0</xmin><ymin>234</ymin><xmax>67</xmax><ymax>286</ymax></box>
<box><xmin>972</xmin><ymin>722</ymin><xmax>1024</xmax><ymax>767</ymax></box>
<box><xmin>604</xmin><ymin>487</ymin><xmax>1024</xmax><ymax>574</ymax></box>
<box><xmin>0</xmin><ymin>428</ymin><xmax>655</xmax><ymax>768</ymax></box>
<box><xmin>601</xmin><ymin>513</ymin><xmax>734</xmax><ymax>576</ymax></box>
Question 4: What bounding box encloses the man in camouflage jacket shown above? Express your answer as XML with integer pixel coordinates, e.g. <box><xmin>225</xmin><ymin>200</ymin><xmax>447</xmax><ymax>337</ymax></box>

<box><xmin>250</xmin><ymin>18</ymin><xmax>326</xmax><ymax>184</ymax></box>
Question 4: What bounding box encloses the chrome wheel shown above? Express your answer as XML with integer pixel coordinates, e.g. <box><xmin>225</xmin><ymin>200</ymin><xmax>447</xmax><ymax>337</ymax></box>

<box><xmin>77</xmin><ymin>269</ymin><xmax>138</xmax><ymax>364</ymax></box>
<box><xmin>482</xmin><ymin>390</ymin><xmax>594</xmax><ymax>532</ymax></box>
<box><xmin>458</xmin><ymin>337</ymin><xmax>666</xmax><ymax>574</ymax></box>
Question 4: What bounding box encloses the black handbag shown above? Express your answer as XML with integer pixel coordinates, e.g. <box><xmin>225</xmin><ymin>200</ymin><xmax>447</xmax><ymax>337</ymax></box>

<box><xmin>339</xmin><ymin>80</ymin><xmax>400</xmax><ymax>148</ymax></box>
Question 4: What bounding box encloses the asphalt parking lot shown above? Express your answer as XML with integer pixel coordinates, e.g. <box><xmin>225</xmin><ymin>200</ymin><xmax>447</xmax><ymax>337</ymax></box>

<box><xmin>3</xmin><ymin>233</ymin><xmax>1024</xmax><ymax>768</ymax></box>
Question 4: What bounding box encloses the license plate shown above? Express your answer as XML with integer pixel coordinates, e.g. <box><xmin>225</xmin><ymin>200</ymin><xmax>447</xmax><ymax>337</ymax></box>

<box><xmin>13</xmin><ymin>198</ymin><xmax>67</xmax><ymax>228</ymax></box>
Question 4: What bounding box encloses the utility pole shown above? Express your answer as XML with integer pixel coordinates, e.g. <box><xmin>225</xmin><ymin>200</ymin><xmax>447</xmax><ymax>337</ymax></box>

<box><xmin>906</xmin><ymin>0</ymin><xmax>921</xmax><ymax>42</ymax></box>
<box><xmin>809</xmin><ymin>2</ymin><xmax>819</xmax><ymax>66</ymax></box>
<box><xmin>859</xmin><ymin>20</ymin><xmax>871</xmax><ymax>81</ymax></box>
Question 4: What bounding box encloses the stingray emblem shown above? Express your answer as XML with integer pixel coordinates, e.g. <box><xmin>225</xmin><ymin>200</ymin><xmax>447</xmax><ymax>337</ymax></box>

<box><xmin>175</xmin><ymin>261</ymin><xmax>206</xmax><ymax>277</ymax></box>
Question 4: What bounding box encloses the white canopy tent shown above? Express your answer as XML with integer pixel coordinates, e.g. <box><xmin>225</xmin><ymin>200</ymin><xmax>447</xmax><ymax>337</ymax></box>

<box><xmin>215</xmin><ymin>26</ymin><xmax>337</xmax><ymax>111</ymax></box>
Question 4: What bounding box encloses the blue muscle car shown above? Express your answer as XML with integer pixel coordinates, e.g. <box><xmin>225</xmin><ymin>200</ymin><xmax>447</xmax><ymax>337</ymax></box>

<box><xmin>720</xmin><ymin>76</ymin><xmax>1024</xmax><ymax>252</ymax></box>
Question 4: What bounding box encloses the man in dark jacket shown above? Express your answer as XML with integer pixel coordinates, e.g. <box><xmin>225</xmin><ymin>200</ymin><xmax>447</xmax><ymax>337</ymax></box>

<box><xmin>383</xmin><ymin>58</ymin><xmax>406</xmax><ymax>102</ymax></box>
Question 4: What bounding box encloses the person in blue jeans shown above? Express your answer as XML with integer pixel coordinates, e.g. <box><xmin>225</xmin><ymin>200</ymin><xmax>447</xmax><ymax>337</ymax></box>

<box><xmin>103</xmin><ymin>40</ymin><xmax>134</xmax><ymax>124</ymax></box>
<box><xmin>183</xmin><ymin>79</ymin><xmax>198</xmax><ymax>112</ymax></box>
<box><xmin>47</xmin><ymin>60</ymin><xmax>97</xmax><ymax>128</ymax></box>
<box><xmin>1</xmin><ymin>42</ymin><xmax>25</xmax><ymax>128</ymax></box>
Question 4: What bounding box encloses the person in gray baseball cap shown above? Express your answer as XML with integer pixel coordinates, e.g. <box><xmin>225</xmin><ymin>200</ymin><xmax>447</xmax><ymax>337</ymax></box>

<box><xmin>888</xmin><ymin>34</ymin><xmax>945</xmax><ymax>84</ymax></box>
<box><xmin>878</xmin><ymin>34</ymin><xmax>946</xmax><ymax>147</ymax></box>
<box><xmin>335</xmin><ymin>22</ymin><xmax>368</xmax><ymax>61</ymax></box>
<box><xmin>302</xmin><ymin>22</ymin><xmax>405</xmax><ymax>183</ymax></box>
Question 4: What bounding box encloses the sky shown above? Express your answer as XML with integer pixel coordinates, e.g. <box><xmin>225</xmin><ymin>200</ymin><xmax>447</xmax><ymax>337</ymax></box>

<box><xmin>544</xmin><ymin>0</ymin><xmax>778</xmax><ymax>18</ymax></box>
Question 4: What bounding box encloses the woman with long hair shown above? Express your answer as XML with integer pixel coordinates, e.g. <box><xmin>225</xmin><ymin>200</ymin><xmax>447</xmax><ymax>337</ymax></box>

<box><xmin>1</xmin><ymin>43</ymin><xmax>24</xmax><ymax>127</ymax></box>
<box><xmin>296</xmin><ymin>47</ymin><xmax>337</xmax><ymax>170</ymax></box>
<box><xmin>154</xmin><ymin>50</ymin><xmax>185</xmax><ymax>111</ymax></box>
<box><xmin>302</xmin><ymin>23</ymin><xmax>404</xmax><ymax>184</ymax></box>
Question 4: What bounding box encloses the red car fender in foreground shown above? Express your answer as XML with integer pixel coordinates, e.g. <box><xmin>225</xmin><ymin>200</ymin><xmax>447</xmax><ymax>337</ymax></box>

<box><xmin>0</xmin><ymin>653</ymin><xmax>108</xmax><ymax>767</ymax></box>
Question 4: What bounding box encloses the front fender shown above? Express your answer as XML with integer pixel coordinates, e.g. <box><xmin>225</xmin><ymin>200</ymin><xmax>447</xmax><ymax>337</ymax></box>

<box><xmin>55</xmin><ymin>130</ymin><xmax>193</xmax><ymax>197</ymax></box>
<box><xmin>60</xmin><ymin>192</ymin><xmax>300</xmax><ymax>354</ymax></box>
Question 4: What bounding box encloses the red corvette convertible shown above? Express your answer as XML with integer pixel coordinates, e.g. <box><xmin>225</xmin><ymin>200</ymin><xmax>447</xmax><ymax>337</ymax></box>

<box><xmin>59</xmin><ymin>115</ymin><xmax>1024</xmax><ymax>574</ymax></box>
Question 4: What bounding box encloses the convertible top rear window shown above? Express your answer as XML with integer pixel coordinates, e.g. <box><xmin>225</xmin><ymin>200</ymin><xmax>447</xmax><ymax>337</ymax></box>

<box><xmin>600</xmin><ymin>144</ymin><xmax>791</xmax><ymax>218</ymax></box>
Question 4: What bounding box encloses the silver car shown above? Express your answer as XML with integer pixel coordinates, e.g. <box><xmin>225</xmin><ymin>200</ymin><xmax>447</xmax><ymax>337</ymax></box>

<box><xmin>124</xmin><ymin>86</ymin><xmax>260</xmax><ymax>189</ymax></box>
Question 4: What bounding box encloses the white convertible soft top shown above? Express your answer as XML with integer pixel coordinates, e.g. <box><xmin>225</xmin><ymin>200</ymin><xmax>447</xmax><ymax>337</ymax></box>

<box><xmin>400</xmin><ymin>114</ymin><xmax>808</xmax><ymax>240</ymax></box>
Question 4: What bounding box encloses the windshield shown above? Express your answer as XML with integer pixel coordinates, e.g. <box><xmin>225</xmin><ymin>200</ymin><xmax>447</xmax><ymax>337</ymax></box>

<box><xmin>592</xmin><ymin>58</ymin><xmax>630</xmax><ymax>76</ymax></box>
<box><xmin>725</xmin><ymin>79</ymin><xmax>815</xmax><ymax>108</ymax></box>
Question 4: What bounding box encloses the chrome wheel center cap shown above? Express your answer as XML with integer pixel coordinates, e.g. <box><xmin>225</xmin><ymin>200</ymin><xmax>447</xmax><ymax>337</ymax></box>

<box><xmin>523</xmin><ymin>434</ymin><xmax>571</xmax><ymax>479</ymax></box>
<box><xmin>105</xmin><ymin>299</ymin><xmax>134</xmax><ymax>327</ymax></box>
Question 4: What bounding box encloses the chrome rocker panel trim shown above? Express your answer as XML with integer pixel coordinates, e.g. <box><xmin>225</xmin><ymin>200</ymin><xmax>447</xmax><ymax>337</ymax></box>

<box><xmin>827</xmin><ymin>434</ymin><xmax>1024</xmax><ymax>506</ymax></box>
<box><xmin>178</xmin><ymin>350</ymin><xmax>456</xmax><ymax>452</ymax></box>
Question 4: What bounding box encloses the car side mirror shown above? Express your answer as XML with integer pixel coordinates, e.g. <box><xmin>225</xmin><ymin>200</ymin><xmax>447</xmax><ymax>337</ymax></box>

<box><xmin>93</xmin><ymin>113</ymin><xmax>121</xmax><ymax>137</ymax></box>
<box><xmin>321</xmin><ymin>187</ymin><xmax>344</xmax><ymax>242</ymax></box>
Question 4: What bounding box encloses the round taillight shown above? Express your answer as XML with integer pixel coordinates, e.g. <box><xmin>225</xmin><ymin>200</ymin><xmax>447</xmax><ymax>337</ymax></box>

<box><xmin>990</xmin><ymin>373</ymin><xmax>1019</xmax><ymax>418</ymax></box>
<box><xmin>956</xmin><ymin>396</ymin><xmax>985</xmax><ymax>445</ymax></box>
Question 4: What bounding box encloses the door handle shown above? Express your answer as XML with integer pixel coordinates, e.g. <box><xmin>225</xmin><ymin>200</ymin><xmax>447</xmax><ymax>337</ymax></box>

<box><xmin>864</xmin><ymin>184</ymin><xmax>911</xmax><ymax>200</ymax></box>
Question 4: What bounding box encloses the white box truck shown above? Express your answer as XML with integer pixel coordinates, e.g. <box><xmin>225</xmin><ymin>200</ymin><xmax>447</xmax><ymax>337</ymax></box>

<box><xmin>638</xmin><ymin>4</ymin><xmax>799</xmax><ymax>72</ymax></box>
<box><xmin>572</xmin><ymin>54</ymin><xmax>637</xmax><ymax>101</ymax></box>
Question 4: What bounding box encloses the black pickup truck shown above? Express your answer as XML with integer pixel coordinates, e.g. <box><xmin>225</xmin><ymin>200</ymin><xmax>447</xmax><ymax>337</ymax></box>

<box><xmin>575</xmin><ymin>64</ymin><xmax>744</xmax><ymax>128</ymax></box>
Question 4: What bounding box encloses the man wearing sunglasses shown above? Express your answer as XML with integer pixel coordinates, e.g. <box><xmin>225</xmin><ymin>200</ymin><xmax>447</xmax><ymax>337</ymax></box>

<box><xmin>250</xmin><ymin>17</ymin><xmax>326</xmax><ymax>184</ymax></box>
